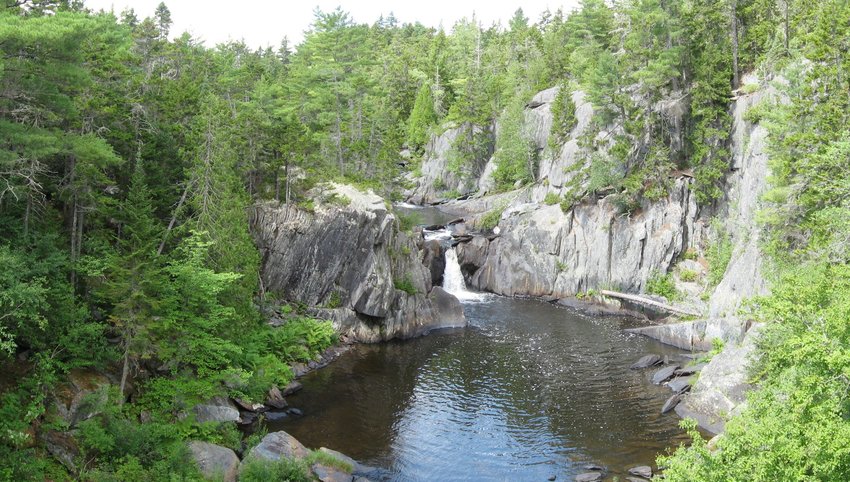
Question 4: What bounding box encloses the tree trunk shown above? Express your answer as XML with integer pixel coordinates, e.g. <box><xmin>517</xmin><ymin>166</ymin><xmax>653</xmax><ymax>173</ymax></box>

<box><xmin>730</xmin><ymin>0</ymin><xmax>740</xmax><ymax>89</ymax></box>
<box><xmin>119</xmin><ymin>331</ymin><xmax>131</xmax><ymax>405</ymax></box>
<box><xmin>783</xmin><ymin>0</ymin><xmax>790</xmax><ymax>52</ymax></box>
<box><xmin>158</xmin><ymin>179</ymin><xmax>193</xmax><ymax>255</ymax></box>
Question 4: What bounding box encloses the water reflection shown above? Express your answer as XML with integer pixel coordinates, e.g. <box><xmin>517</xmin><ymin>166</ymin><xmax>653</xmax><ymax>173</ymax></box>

<box><xmin>269</xmin><ymin>297</ymin><xmax>690</xmax><ymax>480</ymax></box>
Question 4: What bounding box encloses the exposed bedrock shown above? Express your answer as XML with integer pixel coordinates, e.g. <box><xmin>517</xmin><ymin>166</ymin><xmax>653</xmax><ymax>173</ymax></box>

<box><xmin>251</xmin><ymin>183</ymin><xmax>465</xmax><ymax>343</ymax></box>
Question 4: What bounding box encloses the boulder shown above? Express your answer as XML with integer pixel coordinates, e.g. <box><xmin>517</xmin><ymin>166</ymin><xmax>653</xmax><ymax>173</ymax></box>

<box><xmin>193</xmin><ymin>396</ymin><xmax>241</xmax><ymax>424</ymax></box>
<box><xmin>266</xmin><ymin>386</ymin><xmax>288</xmax><ymax>409</ymax></box>
<box><xmin>628</xmin><ymin>466</ymin><xmax>653</xmax><ymax>479</ymax></box>
<box><xmin>674</xmin><ymin>363</ymin><xmax>705</xmax><ymax>377</ymax></box>
<box><xmin>242</xmin><ymin>431</ymin><xmax>310</xmax><ymax>463</ymax></box>
<box><xmin>429</xmin><ymin>286</ymin><xmax>466</xmax><ymax>328</ymax></box>
<box><xmin>41</xmin><ymin>430</ymin><xmax>80</xmax><ymax>473</ymax></box>
<box><xmin>188</xmin><ymin>441</ymin><xmax>239</xmax><ymax>482</ymax></box>
<box><xmin>630</xmin><ymin>354</ymin><xmax>662</xmax><ymax>370</ymax></box>
<box><xmin>234</xmin><ymin>399</ymin><xmax>265</xmax><ymax>412</ymax></box>
<box><xmin>667</xmin><ymin>377</ymin><xmax>693</xmax><ymax>393</ymax></box>
<box><xmin>626</xmin><ymin>318</ymin><xmax>748</xmax><ymax>351</ymax></box>
<box><xmin>575</xmin><ymin>472</ymin><xmax>603</xmax><ymax>482</ymax></box>
<box><xmin>651</xmin><ymin>365</ymin><xmax>680</xmax><ymax>385</ymax></box>
<box><xmin>661</xmin><ymin>394</ymin><xmax>682</xmax><ymax>414</ymax></box>
<box><xmin>281</xmin><ymin>380</ymin><xmax>303</xmax><ymax>396</ymax></box>
<box><xmin>421</xmin><ymin>239</ymin><xmax>445</xmax><ymax>286</ymax></box>
<box><xmin>52</xmin><ymin>368</ymin><xmax>111</xmax><ymax>427</ymax></box>
<box><xmin>311</xmin><ymin>463</ymin><xmax>353</xmax><ymax>482</ymax></box>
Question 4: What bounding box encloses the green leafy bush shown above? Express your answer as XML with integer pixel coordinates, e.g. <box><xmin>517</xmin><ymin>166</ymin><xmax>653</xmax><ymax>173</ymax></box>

<box><xmin>393</xmin><ymin>276</ymin><xmax>417</xmax><ymax>295</ymax></box>
<box><xmin>479</xmin><ymin>206</ymin><xmax>505</xmax><ymax>230</ymax></box>
<box><xmin>544</xmin><ymin>192</ymin><xmax>560</xmax><ymax>205</ymax></box>
<box><xmin>645</xmin><ymin>271</ymin><xmax>679</xmax><ymax>301</ymax></box>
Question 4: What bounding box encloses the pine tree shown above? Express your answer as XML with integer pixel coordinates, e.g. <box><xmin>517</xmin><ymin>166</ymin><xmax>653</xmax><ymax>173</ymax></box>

<box><xmin>100</xmin><ymin>161</ymin><xmax>163</xmax><ymax>398</ymax></box>
<box><xmin>406</xmin><ymin>82</ymin><xmax>438</xmax><ymax>152</ymax></box>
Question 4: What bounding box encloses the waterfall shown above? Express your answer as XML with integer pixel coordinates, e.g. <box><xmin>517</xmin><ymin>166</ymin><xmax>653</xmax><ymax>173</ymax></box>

<box><xmin>423</xmin><ymin>226</ymin><xmax>486</xmax><ymax>302</ymax></box>
<box><xmin>443</xmin><ymin>247</ymin><xmax>485</xmax><ymax>301</ymax></box>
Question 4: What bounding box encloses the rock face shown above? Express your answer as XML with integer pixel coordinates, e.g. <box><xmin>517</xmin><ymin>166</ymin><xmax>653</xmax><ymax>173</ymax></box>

<box><xmin>252</xmin><ymin>183</ymin><xmax>465</xmax><ymax>342</ymax></box>
<box><xmin>188</xmin><ymin>441</ymin><xmax>240</xmax><ymax>482</ymax></box>
<box><xmin>625</xmin><ymin>317</ymin><xmax>749</xmax><ymax>351</ymax></box>
<box><xmin>676</xmin><ymin>324</ymin><xmax>763</xmax><ymax>434</ymax></box>
<box><xmin>408</xmin><ymin>124</ymin><xmax>493</xmax><ymax>204</ymax></box>
<box><xmin>461</xmin><ymin>182</ymin><xmax>697</xmax><ymax>297</ymax></box>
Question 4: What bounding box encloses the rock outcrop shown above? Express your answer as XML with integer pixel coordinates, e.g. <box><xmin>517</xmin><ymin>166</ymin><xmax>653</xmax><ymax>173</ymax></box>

<box><xmin>252</xmin><ymin>183</ymin><xmax>465</xmax><ymax>342</ymax></box>
<box><xmin>458</xmin><ymin>179</ymin><xmax>698</xmax><ymax>297</ymax></box>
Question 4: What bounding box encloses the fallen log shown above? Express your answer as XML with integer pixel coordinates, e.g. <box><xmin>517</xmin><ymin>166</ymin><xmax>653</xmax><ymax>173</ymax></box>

<box><xmin>598</xmin><ymin>289</ymin><xmax>701</xmax><ymax>317</ymax></box>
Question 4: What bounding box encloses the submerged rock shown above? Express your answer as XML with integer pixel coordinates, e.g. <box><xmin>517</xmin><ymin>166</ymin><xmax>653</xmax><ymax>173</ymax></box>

<box><xmin>630</xmin><ymin>354</ymin><xmax>663</xmax><ymax>369</ymax></box>
<box><xmin>667</xmin><ymin>376</ymin><xmax>694</xmax><ymax>393</ymax></box>
<box><xmin>628</xmin><ymin>466</ymin><xmax>653</xmax><ymax>478</ymax></box>
<box><xmin>189</xmin><ymin>441</ymin><xmax>240</xmax><ymax>482</ymax></box>
<box><xmin>651</xmin><ymin>365</ymin><xmax>680</xmax><ymax>385</ymax></box>
<box><xmin>661</xmin><ymin>394</ymin><xmax>683</xmax><ymax>414</ymax></box>
<box><xmin>575</xmin><ymin>472</ymin><xmax>603</xmax><ymax>482</ymax></box>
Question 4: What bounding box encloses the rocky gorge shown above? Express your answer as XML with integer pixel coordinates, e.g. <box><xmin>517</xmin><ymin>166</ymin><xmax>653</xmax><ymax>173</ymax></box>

<box><xmin>394</xmin><ymin>75</ymin><xmax>781</xmax><ymax>436</ymax></box>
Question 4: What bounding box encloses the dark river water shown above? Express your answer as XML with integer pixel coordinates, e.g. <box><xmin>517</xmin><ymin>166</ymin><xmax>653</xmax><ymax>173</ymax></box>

<box><xmin>267</xmin><ymin>296</ymin><xmax>691</xmax><ymax>481</ymax></box>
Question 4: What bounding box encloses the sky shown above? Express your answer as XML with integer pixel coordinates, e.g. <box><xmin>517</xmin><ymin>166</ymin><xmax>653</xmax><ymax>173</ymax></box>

<box><xmin>83</xmin><ymin>0</ymin><xmax>582</xmax><ymax>48</ymax></box>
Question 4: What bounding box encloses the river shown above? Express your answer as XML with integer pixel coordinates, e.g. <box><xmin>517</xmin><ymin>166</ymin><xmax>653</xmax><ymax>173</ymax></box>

<box><xmin>266</xmin><ymin>205</ymin><xmax>692</xmax><ymax>481</ymax></box>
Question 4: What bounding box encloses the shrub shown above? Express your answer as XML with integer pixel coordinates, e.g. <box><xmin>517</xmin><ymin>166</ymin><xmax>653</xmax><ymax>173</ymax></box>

<box><xmin>679</xmin><ymin>268</ymin><xmax>699</xmax><ymax>282</ymax></box>
<box><xmin>479</xmin><ymin>206</ymin><xmax>505</xmax><ymax>230</ymax></box>
<box><xmin>393</xmin><ymin>276</ymin><xmax>417</xmax><ymax>295</ymax></box>
<box><xmin>646</xmin><ymin>271</ymin><xmax>679</xmax><ymax>301</ymax></box>
<box><xmin>706</xmin><ymin>228</ymin><xmax>733</xmax><ymax>287</ymax></box>
<box><xmin>544</xmin><ymin>192</ymin><xmax>560</xmax><ymax>205</ymax></box>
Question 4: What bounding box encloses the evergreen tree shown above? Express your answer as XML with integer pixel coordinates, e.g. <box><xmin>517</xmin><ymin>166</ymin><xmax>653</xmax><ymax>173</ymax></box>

<box><xmin>406</xmin><ymin>82</ymin><xmax>438</xmax><ymax>152</ymax></box>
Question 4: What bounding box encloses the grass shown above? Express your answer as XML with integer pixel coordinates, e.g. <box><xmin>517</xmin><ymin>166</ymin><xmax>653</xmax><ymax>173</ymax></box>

<box><xmin>544</xmin><ymin>192</ymin><xmax>560</xmax><ymax>205</ymax></box>
<box><xmin>304</xmin><ymin>450</ymin><xmax>354</xmax><ymax>473</ymax></box>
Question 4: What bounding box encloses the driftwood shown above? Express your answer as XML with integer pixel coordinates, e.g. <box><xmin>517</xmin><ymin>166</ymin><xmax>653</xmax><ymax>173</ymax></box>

<box><xmin>599</xmin><ymin>289</ymin><xmax>701</xmax><ymax>317</ymax></box>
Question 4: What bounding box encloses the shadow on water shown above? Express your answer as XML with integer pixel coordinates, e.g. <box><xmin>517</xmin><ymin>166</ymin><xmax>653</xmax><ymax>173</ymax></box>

<box><xmin>267</xmin><ymin>296</ymin><xmax>692</xmax><ymax>481</ymax></box>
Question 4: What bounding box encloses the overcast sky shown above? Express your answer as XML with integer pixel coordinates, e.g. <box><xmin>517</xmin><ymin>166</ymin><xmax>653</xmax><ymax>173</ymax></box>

<box><xmin>84</xmin><ymin>0</ymin><xmax>582</xmax><ymax>48</ymax></box>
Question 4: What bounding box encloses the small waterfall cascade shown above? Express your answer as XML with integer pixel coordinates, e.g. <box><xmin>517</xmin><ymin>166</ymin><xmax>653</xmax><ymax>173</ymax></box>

<box><xmin>424</xmin><ymin>227</ymin><xmax>486</xmax><ymax>302</ymax></box>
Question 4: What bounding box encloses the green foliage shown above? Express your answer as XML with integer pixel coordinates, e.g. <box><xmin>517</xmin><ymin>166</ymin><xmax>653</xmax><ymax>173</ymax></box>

<box><xmin>679</xmin><ymin>268</ymin><xmax>699</xmax><ymax>283</ymax></box>
<box><xmin>706</xmin><ymin>226</ymin><xmax>733</xmax><ymax>287</ymax></box>
<box><xmin>548</xmin><ymin>85</ymin><xmax>578</xmax><ymax>150</ymax></box>
<box><xmin>645</xmin><ymin>271</ymin><xmax>679</xmax><ymax>301</ymax></box>
<box><xmin>478</xmin><ymin>205</ymin><xmax>505</xmax><ymax>230</ymax></box>
<box><xmin>662</xmin><ymin>264</ymin><xmax>850</xmax><ymax>481</ymax></box>
<box><xmin>396</xmin><ymin>211</ymin><xmax>421</xmax><ymax>233</ymax></box>
<box><xmin>393</xmin><ymin>276</ymin><xmax>418</xmax><ymax>295</ymax></box>
<box><xmin>407</xmin><ymin>83</ymin><xmax>438</xmax><ymax>151</ymax></box>
<box><xmin>493</xmin><ymin>92</ymin><xmax>536</xmax><ymax>190</ymax></box>
<box><xmin>543</xmin><ymin>192</ymin><xmax>560</xmax><ymax>205</ymax></box>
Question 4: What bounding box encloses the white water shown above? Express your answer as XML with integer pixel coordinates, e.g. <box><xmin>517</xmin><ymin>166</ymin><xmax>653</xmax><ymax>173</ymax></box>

<box><xmin>443</xmin><ymin>247</ymin><xmax>487</xmax><ymax>302</ymax></box>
